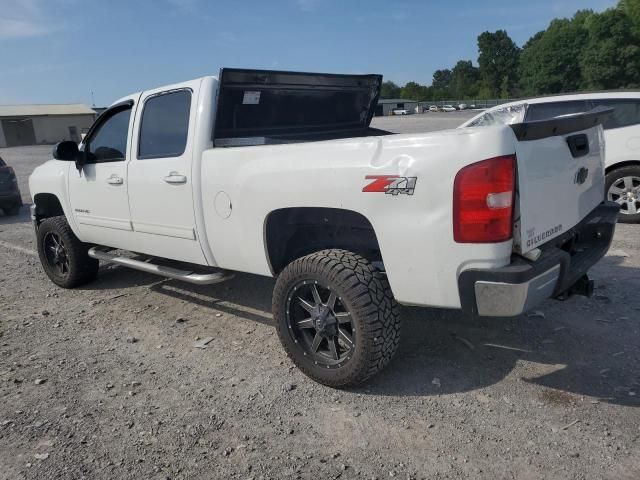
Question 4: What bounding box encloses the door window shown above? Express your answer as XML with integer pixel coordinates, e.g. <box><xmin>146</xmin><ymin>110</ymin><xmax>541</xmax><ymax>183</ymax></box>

<box><xmin>591</xmin><ymin>99</ymin><xmax>640</xmax><ymax>130</ymax></box>
<box><xmin>86</xmin><ymin>108</ymin><xmax>132</xmax><ymax>163</ymax></box>
<box><xmin>138</xmin><ymin>90</ymin><xmax>191</xmax><ymax>159</ymax></box>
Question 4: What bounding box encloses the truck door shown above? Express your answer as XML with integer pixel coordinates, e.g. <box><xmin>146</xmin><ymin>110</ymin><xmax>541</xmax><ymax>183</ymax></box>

<box><xmin>127</xmin><ymin>82</ymin><xmax>206</xmax><ymax>265</ymax></box>
<box><xmin>68</xmin><ymin>100</ymin><xmax>135</xmax><ymax>245</ymax></box>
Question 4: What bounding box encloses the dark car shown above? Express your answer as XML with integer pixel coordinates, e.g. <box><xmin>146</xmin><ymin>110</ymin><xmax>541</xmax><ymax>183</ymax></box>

<box><xmin>0</xmin><ymin>156</ymin><xmax>22</xmax><ymax>215</ymax></box>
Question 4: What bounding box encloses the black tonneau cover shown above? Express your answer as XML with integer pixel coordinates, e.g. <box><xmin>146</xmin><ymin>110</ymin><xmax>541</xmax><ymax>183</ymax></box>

<box><xmin>213</xmin><ymin>68</ymin><xmax>383</xmax><ymax>143</ymax></box>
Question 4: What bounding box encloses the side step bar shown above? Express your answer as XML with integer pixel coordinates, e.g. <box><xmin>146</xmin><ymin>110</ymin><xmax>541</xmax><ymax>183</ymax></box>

<box><xmin>88</xmin><ymin>247</ymin><xmax>232</xmax><ymax>285</ymax></box>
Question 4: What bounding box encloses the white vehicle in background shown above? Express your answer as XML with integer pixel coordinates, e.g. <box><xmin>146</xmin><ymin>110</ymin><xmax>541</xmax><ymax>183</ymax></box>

<box><xmin>441</xmin><ymin>105</ymin><xmax>457</xmax><ymax>112</ymax></box>
<box><xmin>458</xmin><ymin>103</ymin><xmax>468</xmax><ymax>110</ymax></box>
<box><xmin>392</xmin><ymin>108</ymin><xmax>409</xmax><ymax>115</ymax></box>
<box><xmin>460</xmin><ymin>92</ymin><xmax>640</xmax><ymax>223</ymax></box>
<box><xmin>29</xmin><ymin>69</ymin><xmax>618</xmax><ymax>386</ymax></box>
<box><xmin>428</xmin><ymin>105</ymin><xmax>439</xmax><ymax>112</ymax></box>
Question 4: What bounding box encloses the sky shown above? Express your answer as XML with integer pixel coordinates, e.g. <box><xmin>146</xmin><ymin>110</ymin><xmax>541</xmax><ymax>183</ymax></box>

<box><xmin>0</xmin><ymin>0</ymin><xmax>617</xmax><ymax>106</ymax></box>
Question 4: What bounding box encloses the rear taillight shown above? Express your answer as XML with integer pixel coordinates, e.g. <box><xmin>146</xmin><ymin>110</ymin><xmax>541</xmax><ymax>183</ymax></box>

<box><xmin>453</xmin><ymin>155</ymin><xmax>515</xmax><ymax>243</ymax></box>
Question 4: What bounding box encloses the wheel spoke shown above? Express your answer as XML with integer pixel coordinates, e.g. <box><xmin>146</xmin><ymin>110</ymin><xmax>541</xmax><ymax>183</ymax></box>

<box><xmin>628</xmin><ymin>201</ymin><xmax>638</xmax><ymax>214</ymax></box>
<box><xmin>297</xmin><ymin>317</ymin><xmax>315</xmax><ymax>329</ymax></box>
<box><xmin>624</xmin><ymin>176</ymin><xmax>635</xmax><ymax>190</ymax></box>
<box><xmin>334</xmin><ymin>312</ymin><xmax>351</xmax><ymax>324</ymax></box>
<box><xmin>298</xmin><ymin>297</ymin><xmax>315</xmax><ymax>314</ymax></box>
<box><xmin>608</xmin><ymin>186</ymin><xmax>625</xmax><ymax>196</ymax></box>
<box><xmin>337</xmin><ymin>328</ymin><xmax>354</xmax><ymax>350</ymax></box>
<box><xmin>311</xmin><ymin>332</ymin><xmax>323</xmax><ymax>353</ymax></box>
<box><xmin>328</xmin><ymin>337</ymin><xmax>340</xmax><ymax>360</ymax></box>
<box><xmin>616</xmin><ymin>197</ymin><xmax>626</xmax><ymax>205</ymax></box>
<box><xmin>311</xmin><ymin>284</ymin><xmax>322</xmax><ymax>305</ymax></box>
<box><xmin>326</xmin><ymin>291</ymin><xmax>337</xmax><ymax>309</ymax></box>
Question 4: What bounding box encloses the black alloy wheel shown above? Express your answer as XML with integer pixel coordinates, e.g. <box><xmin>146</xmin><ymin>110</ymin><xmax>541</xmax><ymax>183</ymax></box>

<box><xmin>285</xmin><ymin>280</ymin><xmax>355</xmax><ymax>368</ymax></box>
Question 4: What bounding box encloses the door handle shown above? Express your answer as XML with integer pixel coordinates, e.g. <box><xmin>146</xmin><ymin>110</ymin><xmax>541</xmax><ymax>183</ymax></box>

<box><xmin>107</xmin><ymin>174</ymin><xmax>124</xmax><ymax>185</ymax></box>
<box><xmin>164</xmin><ymin>172</ymin><xmax>187</xmax><ymax>184</ymax></box>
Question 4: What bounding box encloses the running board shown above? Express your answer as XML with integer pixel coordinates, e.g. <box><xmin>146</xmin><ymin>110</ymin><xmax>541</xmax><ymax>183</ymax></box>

<box><xmin>87</xmin><ymin>247</ymin><xmax>232</xmax><ymax>285</ymax></box>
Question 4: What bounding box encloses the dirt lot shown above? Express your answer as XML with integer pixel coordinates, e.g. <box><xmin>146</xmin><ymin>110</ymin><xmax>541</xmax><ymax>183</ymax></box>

<box><xmin>1</xmin><ymin>117</ymin><xmax>639</xmax><ymax>479</ymax></box>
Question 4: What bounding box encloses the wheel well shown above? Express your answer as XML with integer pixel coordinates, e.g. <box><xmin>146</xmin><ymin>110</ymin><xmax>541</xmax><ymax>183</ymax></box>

<box><xmin>33</xmin><ymin>193</ymin><xmax>64</xmax><ymax>222</ymax></box>
<box><xmin>264</xmin><ymin>207</ymin><xmax>382</xmax><ymax>274</ymax></box>
<box><xmin>605</xmin><ymin>160</ymin><xmax>640</xmax><ymax>174</ymax></box>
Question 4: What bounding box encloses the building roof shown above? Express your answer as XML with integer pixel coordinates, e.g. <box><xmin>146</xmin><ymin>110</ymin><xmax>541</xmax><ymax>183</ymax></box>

<box><xmin>378</xmin><ymin>98</ymin><xmax>418</xmax><ymax>104</ymax></box>
<box><xmin>0</xmin><ymin>103</ymin><xmax>96</xmax><ymax>117</ymax></box>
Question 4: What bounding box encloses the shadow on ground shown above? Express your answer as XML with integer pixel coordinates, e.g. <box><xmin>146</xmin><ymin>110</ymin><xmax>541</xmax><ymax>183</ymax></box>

<box><xmin>78</xmin><ymin>256</ymin><xmax>640</xmax><ymax>407</ymax></box>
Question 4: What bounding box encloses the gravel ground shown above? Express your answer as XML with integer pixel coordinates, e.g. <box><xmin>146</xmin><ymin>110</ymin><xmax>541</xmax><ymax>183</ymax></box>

<box><xmin>1</xmin><ymin>117</ymin><xmax>639</xmax><ymax>479</ymax></box>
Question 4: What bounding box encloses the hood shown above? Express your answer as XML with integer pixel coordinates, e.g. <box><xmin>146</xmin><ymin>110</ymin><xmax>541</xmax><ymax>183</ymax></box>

<box><xmin>214</xmin><ymin>68</ymin><xmax>382</xmax><ymax>140</ymax></box>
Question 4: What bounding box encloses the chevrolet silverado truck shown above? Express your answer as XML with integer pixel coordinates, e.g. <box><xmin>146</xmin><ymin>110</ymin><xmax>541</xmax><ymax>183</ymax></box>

<box><xmin>29</xmin><ymin>69</ymin><xmax>618</xmax><ymax>386</ymax></box>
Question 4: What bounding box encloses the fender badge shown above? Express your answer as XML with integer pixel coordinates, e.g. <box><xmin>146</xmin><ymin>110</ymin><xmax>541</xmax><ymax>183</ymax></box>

<box><xmin>363</xmin><ymin>175</ymin><xmax>417</xmax><ymax>196</ymax></box>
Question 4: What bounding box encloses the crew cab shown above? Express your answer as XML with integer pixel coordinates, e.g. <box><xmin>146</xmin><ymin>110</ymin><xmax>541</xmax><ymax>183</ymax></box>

<box><xmin>29</xmin><ymin>69</ymin><xmax>618</xmax><ymax>386</ymax></box>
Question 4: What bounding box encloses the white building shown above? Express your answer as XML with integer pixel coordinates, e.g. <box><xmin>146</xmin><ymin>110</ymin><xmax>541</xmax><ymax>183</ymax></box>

<box><xmin>0</xmin><ymin>104</ymin><xmax>97</xmax><ymax>147</ymax></box>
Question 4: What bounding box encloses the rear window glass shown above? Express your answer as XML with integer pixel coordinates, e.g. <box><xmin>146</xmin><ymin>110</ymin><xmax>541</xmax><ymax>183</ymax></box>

<box><xmin>525</xmin><ymin>101</ymin><xmax>590</xmax><ymax>122</ymax></box>
<box><xmin>138</xmin><ymin>90</ymin><xmax>191</xmax><ymax>159</ymax></box>
<box><xmin>591</xmin><ymin>99</ymin><xmax>640</xmax><ymax>129</ymax></box>
<box><xmin>467</xmin><ymin>104</ymin><xmax>526</xmax><ymax>127</ymax></box>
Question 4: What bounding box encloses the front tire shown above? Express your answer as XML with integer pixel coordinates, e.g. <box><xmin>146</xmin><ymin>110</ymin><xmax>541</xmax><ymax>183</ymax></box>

<box><xmin>273</xmin><ymin>249</ymin><xmax>401</xmax><ymax>387</ymax></box>
<box><xmin>606</xmin><ymin>165</ymin><xmax>640</xmax><ymax>223</ymax></box>
<box><xmin>36</xmin><ymin>216</ymin><xmax>99</xmax><ymax>288</ymax></box>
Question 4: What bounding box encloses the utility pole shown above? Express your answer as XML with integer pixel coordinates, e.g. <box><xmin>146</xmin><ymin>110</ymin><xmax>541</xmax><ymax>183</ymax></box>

<box><xmin>90</xmin><ymin>90</ymin><xmax>96</xmax><ymax>107</ymax></box>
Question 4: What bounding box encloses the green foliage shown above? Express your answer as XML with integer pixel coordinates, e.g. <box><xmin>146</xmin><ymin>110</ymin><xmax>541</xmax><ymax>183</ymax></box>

<box><xmin>519</xmin><ymin>13</ymin><xmax>591</xmax><ymax>95</ymax></box>
<box><xmin>450</xmin><ymin>60</ymin><xmax>480</xmax><ymax>98</ymax></box>
<box><xmin>380</xmin><ymin>81</ymin><xmax>401</xmax><ymax>99</ymax></box>
<box><xmin>580</xmin><ymin>8</ymin><xmax>640</xmax><ymax>89</ymax></box>
<box><xmin>477</xmin><ymin>30</ymin><xmax>520</xmax><ymax>97</ymax></box>
<box><xmin>390</xmin><ymin>0</ymin><xmax>640</xmax><ymax>102</ymax></box>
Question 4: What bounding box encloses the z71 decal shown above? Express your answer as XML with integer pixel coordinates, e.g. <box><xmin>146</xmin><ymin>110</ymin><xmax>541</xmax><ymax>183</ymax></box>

<box><xmin>362</xmin><ymin>175</ymin><xmax>417</xmax><ymax>196</ymax></box>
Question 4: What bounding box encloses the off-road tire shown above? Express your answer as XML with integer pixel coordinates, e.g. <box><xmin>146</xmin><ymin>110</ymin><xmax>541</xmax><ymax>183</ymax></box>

<box><xmin>273</xmin><ymin>249</ymin><xmax>401</xmax><ymax>387</ymax></box>
<box><xmin>605</xmin><ymin>165</ymin><xmax>640</xmax><ymax>224</ymax></box>
<box><xmin>36</xmin><ymin>216</ymin><xmax>99</xmax><ymax>288</ymax></box>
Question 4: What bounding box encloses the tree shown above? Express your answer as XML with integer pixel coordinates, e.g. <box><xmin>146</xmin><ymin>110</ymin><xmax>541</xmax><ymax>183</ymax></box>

<box><xmin>519</xmin><ymin>13</ymin><xmax>591</xmax><ymax>95</ymax></box>
<box><xmin>432</xmin><ymin>69</ymin><xmax>452</xmax><ymax>90</ymax></box>
<box><xmin>450</xmin><ymin>60</ymin><xmax>479</xmax><ymax>98</ymax></box>
<box><xmin>580</xmin><ymin>8</ymin><xmax>640</xmax><ymax>89</ymax></box>
<box><xmin>380</xmin><ymin>81</ymin><xmax>401</xmax><ymax>99</ymax></box>
<box><xmin>400</xmin><ymin>81</ymin><xmax>431</xmax><ymax>101</ymax></box>
<box><xmin>477</xmin><ymin>30</ymin><xmax>520</xmax><ymax>97</ymax></box>
<box><xmin>619</xmin><ymin>0</ymin><xmax>640</xmax><ymax>35</ymax></box>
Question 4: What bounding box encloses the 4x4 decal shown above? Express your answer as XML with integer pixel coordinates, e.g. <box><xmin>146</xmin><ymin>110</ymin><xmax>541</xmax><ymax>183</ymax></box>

<box><xmin>362</xmin><ymin>175</ymin><xmax>417</xmax><ymax>196</ymax></box>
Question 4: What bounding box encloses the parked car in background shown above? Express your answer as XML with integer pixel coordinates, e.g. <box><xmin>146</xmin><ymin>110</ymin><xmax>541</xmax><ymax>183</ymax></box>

<box><xmin>0</xmin><ymin>156</ymin><xmax>22</xmax><ymax>216</ymax></box>
<box><xmin>458</xmin><ymin>103</ymin><xmax>468</xmax><ymax>110</ymax></box>
<box><xmin>392</xmin><ymin>108</ymin><xmax>409</xmax><ymax>115</ymax></box>
<box><xmin>441</xmin><ymin>105</ymin><xmax>457</xmax><ymax>112</ymax></box>
<box><xmin>428</xmin><ymin>105</ymin><xmax>439</xmax><ymax>112</ymax></box>
<box><xmin>460</xmin><ymin>92</ymin><xmax>640</xmax><ymax>223</ymax></box>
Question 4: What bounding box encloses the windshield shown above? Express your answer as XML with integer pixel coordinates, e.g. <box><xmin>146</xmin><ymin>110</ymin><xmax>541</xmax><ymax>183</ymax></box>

<box><xmin>467</xmin><ymin>103</ymin><xmax>527</xmax><ymax>127</ymax></box>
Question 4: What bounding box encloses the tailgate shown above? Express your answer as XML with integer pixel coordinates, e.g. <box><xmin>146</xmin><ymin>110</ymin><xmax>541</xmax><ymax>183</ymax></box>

<box><xmin>511</xmin><ymin>107</ymin><xmax>613</xmax><ymax>254</ymax></box>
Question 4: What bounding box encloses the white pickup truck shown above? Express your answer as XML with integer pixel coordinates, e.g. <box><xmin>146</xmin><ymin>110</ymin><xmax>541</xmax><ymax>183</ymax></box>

<box><xmin>29</xmin><ymin>69</ymin><xmax>618</xmax><ymax>386</ymax></box>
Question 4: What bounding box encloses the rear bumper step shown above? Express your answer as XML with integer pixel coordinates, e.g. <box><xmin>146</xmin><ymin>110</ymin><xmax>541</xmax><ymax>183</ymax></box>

<box><xmin>88</xmin><ymin>247</ymin><xmax>233</xmax><ymax>285</ymax></box>
<box><xmin>458</xmin><ymin>202</ymin><xmax>619</xmax><ymax>317</ymax></box>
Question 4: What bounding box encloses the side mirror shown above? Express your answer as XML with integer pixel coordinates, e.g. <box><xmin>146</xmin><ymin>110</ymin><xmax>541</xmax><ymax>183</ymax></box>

<box><xmin>52</xmin><ymin>141</ymin><xmax>79</xmax><ymax>161</ymax></box>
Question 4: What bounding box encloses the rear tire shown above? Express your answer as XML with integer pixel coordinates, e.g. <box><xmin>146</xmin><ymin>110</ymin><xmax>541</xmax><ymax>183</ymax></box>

<box><xmin>36</xmin><ymin>216</ymin><xmax>99</xmax><ymax>288</ymax></box>
<box><xmin>273</xmin><ymin>249</ymin><xmax>401</xmax><ymax>387</ymax></box>
<box><xmin>606</xmin><ymin>165</ymin><xmax>640</xmax><ymax>224</ymax></box>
